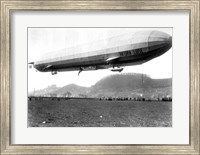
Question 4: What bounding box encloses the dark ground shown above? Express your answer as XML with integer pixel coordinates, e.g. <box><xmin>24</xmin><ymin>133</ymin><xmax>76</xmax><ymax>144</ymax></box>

<box><xmin>28</xmin><ymin>98</ymin><xmax>172</xmax><ymax>127</ymax></box>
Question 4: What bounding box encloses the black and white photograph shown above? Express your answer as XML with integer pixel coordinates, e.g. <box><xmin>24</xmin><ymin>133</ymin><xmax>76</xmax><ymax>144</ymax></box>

<box><xmin>28</xmin><ymin>28</ymin><xmax>172</xmax><ymax>127</ymax></box>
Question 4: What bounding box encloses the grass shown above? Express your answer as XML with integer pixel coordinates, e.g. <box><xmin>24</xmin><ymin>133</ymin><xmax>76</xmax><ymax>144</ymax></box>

<box><xmin>28</xmin><ymin>98</ymin><xmax>172</xmax><ymax>127</ymax></box>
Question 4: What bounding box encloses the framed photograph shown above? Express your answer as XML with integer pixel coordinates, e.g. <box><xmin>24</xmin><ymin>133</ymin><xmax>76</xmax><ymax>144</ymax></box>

<box><xmin>0</xmin><ymin>0</ymin><xmax>199</xmax><ymax>154</ymax></box>
<box><xmin>28</xmin><ymin>27</ymin><xmax>173</xmax><ymax>128</ymax></box>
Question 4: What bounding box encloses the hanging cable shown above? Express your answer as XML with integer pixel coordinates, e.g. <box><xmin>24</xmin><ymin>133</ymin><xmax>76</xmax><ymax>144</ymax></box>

<box><xmin>141</xmin><ymin>64</ymin><xmax>144</xmax><ymax>99</ymax></box>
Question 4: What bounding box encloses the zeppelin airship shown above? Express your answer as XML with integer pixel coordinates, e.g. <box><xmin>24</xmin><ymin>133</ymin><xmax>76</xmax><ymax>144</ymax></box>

<box><xmin>29</xmin><ymin>30</ymin><xmax>172</xmax><ymax>75</ymax></box>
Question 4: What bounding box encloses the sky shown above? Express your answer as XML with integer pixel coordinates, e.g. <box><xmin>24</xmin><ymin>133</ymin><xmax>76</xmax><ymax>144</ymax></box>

<box><xmin>28</xmin><ymin>28</ymin><xmax>172</xmax><ymax>92</ymax></box>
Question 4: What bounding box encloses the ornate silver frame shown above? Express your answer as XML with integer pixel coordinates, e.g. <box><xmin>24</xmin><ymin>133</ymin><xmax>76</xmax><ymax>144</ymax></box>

<box><xmin>0</xmin><ymin>1</ymin><xmax>199</xmax><ymax>154</ymax></box>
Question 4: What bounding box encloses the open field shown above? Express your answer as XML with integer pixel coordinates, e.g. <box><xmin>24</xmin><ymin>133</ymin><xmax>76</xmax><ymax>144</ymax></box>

<box><xmin>28</xmin><ymin>98</ymin><xmax>172</xmax><ymax>127</ymax></box>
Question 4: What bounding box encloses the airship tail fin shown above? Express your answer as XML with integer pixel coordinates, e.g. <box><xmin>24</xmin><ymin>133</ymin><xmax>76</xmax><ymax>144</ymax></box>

<box><xmin>28</xmin><ymin>62</ymin><xmax>34</xmax><ymax>69</ymax></box>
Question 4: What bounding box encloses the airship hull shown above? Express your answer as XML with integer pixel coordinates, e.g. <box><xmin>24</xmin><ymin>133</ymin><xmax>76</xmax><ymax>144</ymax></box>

<box><xmin>32</xmin><ymin>30</ymin><xmax>172</xmax><ymax>73</ymax></box>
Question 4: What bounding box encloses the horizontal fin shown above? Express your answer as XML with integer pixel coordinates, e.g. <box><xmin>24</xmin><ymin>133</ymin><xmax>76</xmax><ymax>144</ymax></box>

<box><xmin>43</xmin><ymin>65</ymin><xmax>52</xmax><ymax>70</ymax></box>
<box><xmin>106</xmin><ymin>56</ymin><xmax>120</xmax><ymax>62</ymax></box>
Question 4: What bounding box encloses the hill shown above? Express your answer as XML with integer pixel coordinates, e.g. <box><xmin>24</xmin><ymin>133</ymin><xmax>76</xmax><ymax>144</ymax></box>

<box><xmin>89</xmin><ymin>73</ymin><xmax>172</xmax><ymax>98</ymax></box>
<box><xmin>54</xmin><ymin>84</ymin><xmax>89</xmax><ymax>97</ymax></box>
<box><xmin>29</xmin><ymin>84</ymin><xmax>60</xmax><ymax>96</ymax></box>
<box><xmin>29</xmin><ymin>73</ymin><xmax>172</xmax><ymax>99</ymax></box>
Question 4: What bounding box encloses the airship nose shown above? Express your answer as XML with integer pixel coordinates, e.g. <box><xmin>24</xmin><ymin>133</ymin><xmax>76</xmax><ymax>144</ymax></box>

<box><xmin>148</xmin><ymin>31</ymin><xmax>172</xmax><ymax>54</ymax></box>
<box><xmin>165</xmin><ymin>35</ymin><xmax>172</xmax><ymax>50</ymax></box>
<box><xmin>168</xmin><ymin>36</ymin><xmax>172</xmax><ymax>47</ymax></box>
<box><xmin>148</xmin><ymin>30</ymin><xmax>171</xmax><ymax>43</ymax></box>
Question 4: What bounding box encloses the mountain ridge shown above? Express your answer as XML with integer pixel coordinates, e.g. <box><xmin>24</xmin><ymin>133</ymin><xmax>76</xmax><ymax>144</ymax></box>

<box><xmin>29</xmin><ymin>73</ymin><xmax>172</xmax><ymax>98</ymax></box>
